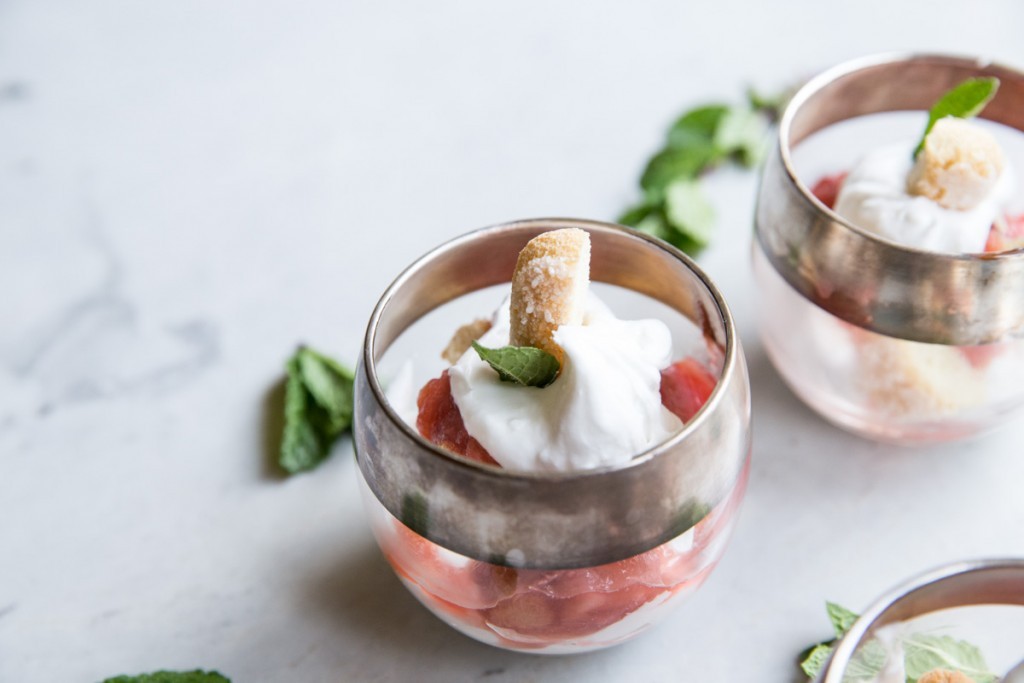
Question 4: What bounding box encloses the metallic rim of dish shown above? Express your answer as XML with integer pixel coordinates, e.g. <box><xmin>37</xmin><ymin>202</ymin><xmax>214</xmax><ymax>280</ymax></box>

<box><xmin>755</xmin><ymin>52</ymin><xmax>1024</xmax><ymax>346</ymax></box>
<box><xmin>354</xmin><ymin>218</ymin><xmax>751</xmax><ymax>570</ymax></box>
<box><xmin>819</xmin><ymin>558</ymin><xmax>1024</xmax><ymax>683</ymax></box>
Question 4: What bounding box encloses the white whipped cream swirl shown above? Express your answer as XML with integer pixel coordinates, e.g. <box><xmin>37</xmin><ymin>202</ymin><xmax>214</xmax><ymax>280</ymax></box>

<box><xmin>834</xmin><ymin>142</ymin><xmax>1012</xmax><ymax>253</ymax></box>
<box><xmin>448</xmin><ymin>293</ymin><xmax>682</xmax><ymax>472</ymax></box>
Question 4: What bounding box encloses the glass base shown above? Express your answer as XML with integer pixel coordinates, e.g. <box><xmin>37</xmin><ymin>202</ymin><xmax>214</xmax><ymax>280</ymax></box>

<box><xmin>753</xmin><ymin>242</ymin><xmax>1024</xmax><ymax>446</ymax></box>
<box><xmin>359</xmin><ymin>460</ymin><xmax>749</xmax><ymax>653</ymax></box>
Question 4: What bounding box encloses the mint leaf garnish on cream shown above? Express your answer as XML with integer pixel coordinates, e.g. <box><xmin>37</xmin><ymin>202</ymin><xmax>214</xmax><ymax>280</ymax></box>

<box><xmin>279</xmin><ymin>345</ymin><xmax>354</xmax><ymax>474</ymax></box>
<box><xmin>914</xmin><ymin>77</ymin><xmax>1000</xmax><ymax>158</ymax></box>
<box><xmin>471</xmin><ymin>341</ymin><xmax>560</xmax><ymax>388</ymax></box>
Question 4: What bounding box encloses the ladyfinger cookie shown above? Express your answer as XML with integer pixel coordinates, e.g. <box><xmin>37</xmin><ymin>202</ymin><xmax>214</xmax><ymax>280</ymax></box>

<box><xmin>509</xmin><ymin>228</ymin><xmax>591</xmax><ymax>365</ymax></box>
<box><xmin>907</xmin><ymin>117</ymin><xmax>1005</xmax><ymax>210</ymax></box>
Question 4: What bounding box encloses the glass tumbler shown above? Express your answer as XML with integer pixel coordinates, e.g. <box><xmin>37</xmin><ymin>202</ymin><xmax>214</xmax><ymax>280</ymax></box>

<box><xmin>754</xmin><ymin>53</ymin><xmax>1024</xmax><ymax>444</ymax></box>
<box><xmin>353</xmin><ymin>218</ymin><xmax>751</xmax><ymax>653</ymax></box>
<box><xmin>816</xmin><ymin>559</ymin><xmax>1024</xmax><ymax>683</ymax></box>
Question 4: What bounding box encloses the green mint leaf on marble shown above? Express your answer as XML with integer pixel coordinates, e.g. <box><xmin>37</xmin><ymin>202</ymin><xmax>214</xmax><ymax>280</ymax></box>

<box><xmin>713</xmin><ymin>106</ymin><xmax>768</xmax><ymax>166</ymax></box>
<box><xmin>279</xmin><ymin>345</ymin><xmax>354</xmax><ymax>474</ymax></box>
<box><xmin>799</xmin><ymin>602</ymin><xmax>860</xmax><ymax>681</ymax></box>
<box><xmin>799</xmin><ymin>643</ymin><xmax>835</xmax><ymax>679</ymax></box>
<box><xmin>914</xmin><ymin>77</ymin><xmax>1000</xmax><ymax>157</ymax></box>
<box><xmin>640</xmin><ymin>145</ymin><xmax>714</xmax><ymax>201</ymax></box>
<box><xmin>297</xmin><ymin>347</ymin><xmax>354</xmax><ymax>435</ymax></box>
<box><xmin>618</xmin><ymin>200</ymin><xmax>657</xmax><ymax>227</ymax></box>
<box><xmin>102</xmin><ymin>671</ymin><xmax>231</xmax><ymax>683</ymax></box>
<box><xmin>826</xmin><ymin>601</ymin><xmax>859</xmax><ymax>638</ymax></box>
<box><xmin>664</xmin><ymin>179</ymin><xmax>715</xmax><ymax>247</ymax></box>
<box><xmin>667</xmin><ymin>105</ymin><xmax>729</xmax><ymax>149</ymax></box>
<box><xmin>620</xmin><ymin>89</ymin><xmax>782</xmax><ymax>256</ymax></box>
<box><xmin>471</xmin><ymin>341</ymin><xmax>560</xmax><ymax>388</ymax></box>
<box><xmin>630</xmin><ymin>206</ymin><xmax>705</xmax><ymax>255</ymax></box>
<box><xmin>746</xmin><ymin>85</ymin><xmax>791</xmax><ymax>122</ymax></box>
<box><xmin>903</xmin><ymin>633</ymin><xmax>997</xmax><ymax>683</ymax></box>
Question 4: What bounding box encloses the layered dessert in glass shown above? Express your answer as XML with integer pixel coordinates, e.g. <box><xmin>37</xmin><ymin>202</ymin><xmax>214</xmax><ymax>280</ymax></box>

<box><xmin>754</xmin><ymin>54</ymin><xmax>1024</xmax><ymax>444</ymax></box>
<box><xmin>354</xmin><ymin>219</ymin><xmax>751</xmax><ymax>652</ymax></box>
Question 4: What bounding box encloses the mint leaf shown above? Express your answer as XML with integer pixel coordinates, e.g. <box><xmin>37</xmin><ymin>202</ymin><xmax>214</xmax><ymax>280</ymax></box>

<box><xmin>903</xmin><ymin>634</ymin><xmax>997</xmax><ymax>683</ymax></box>
<box><xmin>799</xmin><ymin>600</ymin><xmax>996</xmax><ymax>683</ymax></box>
<box><xmin>640</xmin><ymin>145</ymin><xmax>714</xmax><ymax>200</ymax></box>
<box><xmin>279</xmin><ymin>346</ymin><xmax>354</xmax><ymax>474</ymax></box>
<box><xmin>629</xmin><ymin>204</ymin><xmax>706</xmax><ymax>256</ymax></box>
<box><xmin>800</xmin><ymin>643</ymin><xmax>834</xmax><ymax>678</ymax></box>
<box><xmin>471</xmin><ymin>342</ymin><xmax>560</xmax><ymax>387</ymax></box>
<box><xmin>621</xmin><ymin>88</ymin><xmax>783</xmax><ymax>256</ymax></box>
<box><xmin>297</xmin><ymin>347</ymin><xmax>354</xmax><ymax>434</ymax></box>
<box><xmin>664</xmin><ymin>179</ymin><xmax>715</xmax><ymax>246</ymax></box>
<box><xmin>714</xmin><ymin>106</ymin><xmax>768</xmax><ymax>166</ymax></box>
<box><xmin>842</xmin><ymin>639</ymin><xmax>888</xmax><ymax>683</ymax></box>
<box><xmin>914</xmin><ymin>77</ymin><xmax>999</xmax><ymax>157</ymax></box>
<box><xmin>799</xmin><ymin>602</ymin><xmax>861</xmax><ymax>681</ymax></box>
<box><xmin>668</xmin><ymin>105</ymin><xmax>729</xmax><ymax>149</ymax></box>
<box><xmin>826</xmin><ymin>602</ymin><xmax>859</xmax><ymax>638</ymax></box>
<box><xmin>632</xmin><ymin>207</ymin><xmax>670</xmax><ymax>239</ymax></box>
<box><xmin>280</xmin><ymin>357</ymin><xmax>325</xmax><ymax>473</ymax></box>
<box><xmin>618</xmin><ymin>200</ymin><xmax>657</xmax><ymax>227</ymax></box>
<box><xmin>102</xmin><ymin>671</ymin><xmax>230</xmax><ymax>683</ymax></box>
<box><xmin>746</xmin><ymin>85</ymin><xmax>790</xmax><ymax>122</ymax></box>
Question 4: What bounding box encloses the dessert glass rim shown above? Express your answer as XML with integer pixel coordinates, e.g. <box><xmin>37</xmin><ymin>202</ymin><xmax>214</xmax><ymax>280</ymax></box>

<box><xmin>820</xmin><ymin>557</ymin><xmax>1024</xmax><ymax>683</ymax></box>
<box><xmin>778</xmin><ymin>50</ymin><xmax>1024</xmax><ymax>261</ymax></box>
<box><xmin>361</xmin><ymin>216</ymin><xmax>740</xmax><ymax>482</ymax></box>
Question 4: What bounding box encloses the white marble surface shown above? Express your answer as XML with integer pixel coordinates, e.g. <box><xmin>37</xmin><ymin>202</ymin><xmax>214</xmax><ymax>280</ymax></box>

<box><xmin>2</xmin><ymin>2</ymin><xmax>1024</xmax><ymax>681</ymax></box>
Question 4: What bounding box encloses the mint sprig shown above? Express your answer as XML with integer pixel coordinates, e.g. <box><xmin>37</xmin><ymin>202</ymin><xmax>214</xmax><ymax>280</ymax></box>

<box><xmin>800</xmin><ymin>643</ymin><xmax>835</xmax><ymax>679</ymax></box>
<box><xmin>903</xmin><ymin>634</ymin><xmax>997</xmax><ymax>683</ymax></box>
<box><xmin>471</xmin><ymin>342</ymin><xmax>560</xmax><ymax>387</ymax></box>
<box><xmin>799</xmin><ymin>601</ymin><xmax>859</xmax><ymax>678</ymax></box>
<box><xmin>826</xmin><ymin>601</ymin><xmax>859</xmax><ymax>637</ymax></box>
<box><xmin>799</xmin><ymin>601</ymin><xmax>996</xmax><ymax>682</ymax></box>
<box><xmin>914</xmin><ymin>77</ymin><xmax>1000</xmax><ymax>157</ymax></box>
<box><xmin>280</xmin><ymin>345</ymin><xmax>354</xmax><ymax>474</ymax></box>
<box><xmin>102</xmin><ymin>671</ymin><xmax>230</xmax><ymax>683</ymax></box>
<box><xmin>619</xmin><ymin>91</ymin><xmax>782</xmax><ymax>255</ymax></box>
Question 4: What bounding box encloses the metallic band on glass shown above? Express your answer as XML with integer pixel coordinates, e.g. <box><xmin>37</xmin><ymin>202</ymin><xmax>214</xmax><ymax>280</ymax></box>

<box><xmin>756</xmin><ymin>53</ymin><xmax>1024</xmax><ymax>346</ymax></box>
<box><xmin>355</xmin><ymin>218</ymin><xmax>751</xmax><ymax>570</ymax></box>
<box><xmin>818</xmin><ymin>559</ymin><xmax>1024</xmax><ymax>683</ymax></box>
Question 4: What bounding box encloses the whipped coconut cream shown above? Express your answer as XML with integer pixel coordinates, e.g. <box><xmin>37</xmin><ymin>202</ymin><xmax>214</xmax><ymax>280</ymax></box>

<box><xmin>834</xmin><ymin>142</ymin><xmax>1013</xmax><ymax>253</ymax></box>
<box><xmin>449</xmin><ymin>293</ymin><xmax>682</xmax><ymax>472</ymax></box>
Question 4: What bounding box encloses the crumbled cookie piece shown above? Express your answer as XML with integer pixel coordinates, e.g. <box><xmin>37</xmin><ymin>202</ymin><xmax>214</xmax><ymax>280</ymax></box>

<box><xmin>856</xmin><ymin>334</ymin><xmax>985</xmax><ymax>418</ymax></box>
<box><xmin>442</xmin><ymin>318</ymin><xmax>492</xmax><ymax>364</ymax></box>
